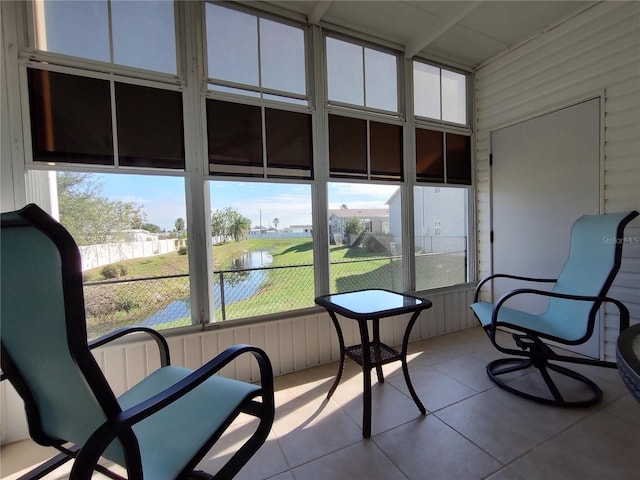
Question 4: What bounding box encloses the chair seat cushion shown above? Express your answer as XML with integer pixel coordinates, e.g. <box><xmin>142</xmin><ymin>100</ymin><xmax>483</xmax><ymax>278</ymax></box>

<box><xmin>110</xmin><ymin>366</ymin><xmax>260</xmax><ymax>479</ymax></box>
<box><xmin>470</xmin><ymin>301</ymin><xmax>585</xmax><ymax>342</ymax></box>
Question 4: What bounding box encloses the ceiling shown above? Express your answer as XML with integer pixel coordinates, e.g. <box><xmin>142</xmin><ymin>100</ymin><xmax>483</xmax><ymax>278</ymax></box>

<box><xmin>252</xmin><ymin>0</ymin><xmax>595</xmax><ymax>69</ymax></box>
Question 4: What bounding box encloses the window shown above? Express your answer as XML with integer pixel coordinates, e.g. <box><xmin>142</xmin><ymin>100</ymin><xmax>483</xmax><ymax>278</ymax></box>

<box><xmin>209</xmin><ymin>181</ymin><xmax>314</xmax><ymax>320</ymax></box>
<box><xmin>15</xmin><ymin>3</ymin><xmax>474</xmax><ymax>334</ymax></box>
<box><xmin>33</xmin><ymin>0</ymin><xmax>177</xmax><ymax>74</ymax></box>
<box><xmin>207</xmin><ymin>100</ymin><xmax>313</xmax><ymax>178</ymax></box>
<box><xmin>413</xmin><ymin>61</ymin><xmax>467</xmax><ymax>124</ymax></box>
<box><xmin>28</xmin><ymin>69</ymin><xmax>113</xmax><ymax>165</ymax></box>
<box><xmin>328</xmin><ymin>115</ymin><xmax>403</xmax><ymax>180</ymax></box>
<box><xmin>50</xmin><ymin>171</ymin><xmax>189</xmax><ymax>339</ymax></box>
<box><xmin>328</xmin><ymin>183</ymin><xmax>402</xmax><ymax>293</ymax></box>
<box><xmin>415</xmin><ymin>128</ymin><xmax>471</xmax><ymax>185</ymax></box>
<box><xmin>206</xmin><ymin>3</ymin><xmax>307</xmax><ymax>103</ymax></box>
<box><xmin>27</xmin><ymin>68</ymin><xmax>185</xmax><ymax>169</ymax></box>
<box><xmin>414</xmin><ymin>186</ymin><xmax>468</xmax><ymax>290</ymax></box>
<box><xmin>326</xmin><ymin>36</ymin><xmax>398</xmax><ymax>112</ymax></box>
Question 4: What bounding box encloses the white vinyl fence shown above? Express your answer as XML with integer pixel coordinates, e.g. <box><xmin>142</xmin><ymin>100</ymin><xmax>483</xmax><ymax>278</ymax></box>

<box><xmin>79</xmin><ymin>239</ymin><xmax>181</xmax><ymax>271</ymax></box>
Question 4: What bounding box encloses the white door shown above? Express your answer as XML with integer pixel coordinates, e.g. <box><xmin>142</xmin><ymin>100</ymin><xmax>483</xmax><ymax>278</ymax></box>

<box><xmin>490</xmin><ymin>97</ymin><xmax>601</xmax><ymax>357</ymax></box>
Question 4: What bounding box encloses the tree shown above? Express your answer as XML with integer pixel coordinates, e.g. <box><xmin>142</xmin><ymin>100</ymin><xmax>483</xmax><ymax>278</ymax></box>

<box><xmin>141</xmin><ymin>223</ymin><xmax>161</xmax><ymax>233</ymax></box>
<box><xmin>211</xmin><ymin>207</ymin><xmax>251</xmax><ymax>242</ymax></box>
<box><xmin>343</xmin><ymin>217</ymin><xmax>364</xmax><ymax>236</ymax></box>
<box><xmin>57</xmin><ymin>172</ymin><xmax>147</xmax><ymax>245</ymax></box>
<box><xmin>272</xmin><ymin>218</ymin><xmax>279</xmax><ymax>230</ymax></box>
<box><xmin>174</xmin><ymin>217</ymin><xmax>185</xmax><ymax>233</ymax></box>
<box><xmin>229</xmin><ymin>215</ymin><xmax>251</xmax><ymax>242</ymax></box>
<box><xmin>340</xmin><ymin>204</ymin><xmax>348</xmax><ymax>209</ymax></box>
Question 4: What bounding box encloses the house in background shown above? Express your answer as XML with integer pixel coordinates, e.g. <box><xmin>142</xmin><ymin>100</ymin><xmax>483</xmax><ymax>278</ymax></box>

<box><xmin>1</xmin><ymin>0</ymin><xmax>638</xmax><ymax>447</ymax></box>
<box><xmin>388</xmin><ymin>187</ymin><xmax>468</xmax><ymax>254</ymax></box>
<box><xmin>328</xmin><ymin>208</ymin><xmax>390</xmax><ymax>243</ymax></box>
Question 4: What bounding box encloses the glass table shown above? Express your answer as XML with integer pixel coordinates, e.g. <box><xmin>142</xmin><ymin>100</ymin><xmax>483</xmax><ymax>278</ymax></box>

<box><xmin>617</xmin><ymin>323</ymin><xmax>640</xmax><ymax>402</ymax></box>
<box><xmin>315</xmin><ymin>289</ymin><xmax>433</xmax><ymax>437</ymax></box>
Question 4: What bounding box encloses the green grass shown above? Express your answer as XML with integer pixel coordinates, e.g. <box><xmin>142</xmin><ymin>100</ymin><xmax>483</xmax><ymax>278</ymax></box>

<box><xmin>83</xmin><ymin>238</ymin><xmax>465</xmax><ymax>337</ymax></box>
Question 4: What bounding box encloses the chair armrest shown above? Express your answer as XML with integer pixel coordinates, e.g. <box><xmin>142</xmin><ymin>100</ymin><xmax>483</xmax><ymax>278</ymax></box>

<box><xmin>490</xmin><ymin>288</ymin><xmax>631</xmax><ymax>334</ymax></box>
<box><xmin>88</xmin><ymin>326</ymin><xmax>170</xmax><ymax>367</ymax></box>
<box><xmin>71</xmin><ymin>344</ymin><xmax>274</xmax><ymax>479</ymax></box>
<box><xmin>474</xmin><ymin>274</ymin><xmax>557</xmax><ymax>302</ymax></box>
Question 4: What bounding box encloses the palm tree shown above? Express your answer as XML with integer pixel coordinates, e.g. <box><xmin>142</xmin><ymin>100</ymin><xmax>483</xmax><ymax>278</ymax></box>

<box><xmin>229</xmin><ymin>215</ymin><xmax>251</xmax><ymax>242</ymax></box>
<box><xmin>273</xmin><ymin>218</ymin><xmax>280</xmax><ymax>230</ymax></box>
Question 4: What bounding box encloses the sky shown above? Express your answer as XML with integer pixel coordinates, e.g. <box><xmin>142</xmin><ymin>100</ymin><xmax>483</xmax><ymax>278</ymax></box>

<box><xmin>98</xmin><ymin>173</ymin><xmax>399</xmax><ymax>232</ymax></box>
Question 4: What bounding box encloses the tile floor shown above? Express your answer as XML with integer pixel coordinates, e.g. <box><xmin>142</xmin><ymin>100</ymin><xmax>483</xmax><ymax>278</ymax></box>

<box><xmin>2</xmin><ymin>326</ymin><xmax>639</xmax><ymax>479</ymax></box>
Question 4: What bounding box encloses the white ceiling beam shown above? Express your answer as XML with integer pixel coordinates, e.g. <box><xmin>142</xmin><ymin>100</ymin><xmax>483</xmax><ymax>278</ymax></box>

<box><xmin>405</xmin><ymin>0</ymin><xmax>483</xmax><ymax>58</ymax></box>
<box><xmin>308</xmin><ymin>1</ymin><xmax>332</xmax><ymax>24</ymax></box>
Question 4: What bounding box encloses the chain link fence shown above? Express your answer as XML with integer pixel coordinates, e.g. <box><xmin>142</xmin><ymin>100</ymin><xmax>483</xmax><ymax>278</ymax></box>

<box><xmin>83</xmin><ymin>252</ymin><xmax>465</xmax><ymax>339</ymax></box>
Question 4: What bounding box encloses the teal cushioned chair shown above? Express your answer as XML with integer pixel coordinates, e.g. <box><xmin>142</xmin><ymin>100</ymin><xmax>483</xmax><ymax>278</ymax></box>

<box><xmin>470</xmin><ymin>211</ymin><xmax>638</xmax><ymax>407</ymax></box>
<box><xmin>0</xmin><ymin>204</ymin><xmax>275</xmax><ymax>479</ymax></box>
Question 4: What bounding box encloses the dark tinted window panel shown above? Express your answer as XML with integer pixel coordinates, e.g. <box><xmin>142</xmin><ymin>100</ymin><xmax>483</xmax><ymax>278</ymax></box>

<box><xmin>28</xmin><ymin>68</ymin><xmax>113</xmax><ymax>165</ymax></box>
<box><xmin>265</xmin><ymin>108</ymin><xmax>313</xmax><ymax>179</ymax></box>
<box><xmin>446</xmin><ymin>133</ymin><xmax>472</xmax><ymax>184</ymax></box>
<box><xmin>329</xmin><ymin>115</ymin><xmax>367</xmax><ymax>178</ymax></box>
<box><xmin>115</xmin><ymin>83</ymin><xmax>184</xmax><ymax>169</ymax></box>
<box><xmin>370</xmin><ymin>121</ymin><xmax>402</xmax><ymax>180</ymax></box>
<box><xmin>415</xmin><ymin>128</ymin><xmax>444</xmax><ymax>183</ymax></box>
<box><xmin>207</xmin><ymin>99</ymin><xmax>263</xmax><ymax>177</ymax></box>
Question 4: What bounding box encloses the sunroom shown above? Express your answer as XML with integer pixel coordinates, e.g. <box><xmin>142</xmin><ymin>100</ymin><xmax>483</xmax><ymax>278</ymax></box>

<box><xmin>1</xmin><ymin>1</ymin><xmax>639</xmax><ymax>478</ymax></box>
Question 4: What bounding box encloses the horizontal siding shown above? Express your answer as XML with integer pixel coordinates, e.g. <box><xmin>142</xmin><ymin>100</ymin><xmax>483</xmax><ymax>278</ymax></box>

<box><xmin>475</xmin><ymin>1</ymin><xmax>640</xmax><ymax>361</ymax></box>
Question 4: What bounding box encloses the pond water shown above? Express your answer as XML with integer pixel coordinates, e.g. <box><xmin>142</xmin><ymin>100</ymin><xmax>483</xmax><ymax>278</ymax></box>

<box><xmin>142</xmin><ymin>250</ymin><xmax>273</xmax><ymax>327</ymax></box>
<box><xmin>214</xmin><ymin>250</ymin><xmax>273</xmax><ymax>306</ymax></box>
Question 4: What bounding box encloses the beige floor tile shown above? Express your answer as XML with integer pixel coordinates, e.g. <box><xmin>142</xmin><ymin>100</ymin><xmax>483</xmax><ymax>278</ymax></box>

<box><xmin>271</xmin><ymin>396</ymin><xmax>362</xmax><ymax>468</ymax></box>
<box><xmin>3</xmin><ymin>329</ymin><xmax>637</xmax><ymax>480</ymax></box>
<box><xmin>604</xmin><ymin>393</ymin><xmax>640</xmax><ymax>425</ymax></box>
<box><xmin>267</xmin><ymin>472</ymin><xmax>296</xmax><ymax>480</ymax></box>
<box><xmin>373</xmin><ymin>414</ymin><xmax>502</xmax><ymax>480</ymax></box>
<box><xmin>484</xmin><ymin>466</ymin><xmax>527</xmax><ymax>480</ymax></box>
<box><xmin>557</xmin><ymin>410</ymin><xmax>640</xmax><ymax>474</ymax></box>
<box><xmin>389</xmin><ymin>364</ymin><xmax>479</xmax><ymax>412</ymax></box>
<box><xmin>434</xmin><ymin>387</ymin><xmax>581</xmax><ymax>464</ymax></box>
<box><xmin>508</xmin><ymin>435</ymin><xmax>639</xmax><ymax>480</ymax></box>
<box><xmin>0</xmin><ymin>440</ymin><xmax>58</xmax><ymax>479</ymax></box>
<box><xmin>291</xmin><ymin>441</ymin><xmax>406</xmax><ymax>480</ymax></box>
<box><xmin>331</xmin><ymin>379</ymin><xmax>424</xmax><ymax>436</ymax></box>
<box><xmin>432</xmin><ymin>353</ymin><xmax>498</xmax><ymax>392</ymax></box>
<box><xmin>197</xmin><ymin>423</ymin><xmax>289</xmax><ymax>480</ymax></box>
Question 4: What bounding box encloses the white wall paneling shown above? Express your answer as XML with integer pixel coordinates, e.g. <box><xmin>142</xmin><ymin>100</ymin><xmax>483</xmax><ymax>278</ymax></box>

<box><xmin>475</xmin><ymin>1</ymin><xmax>640</xmax><ymax>361</ymax></box>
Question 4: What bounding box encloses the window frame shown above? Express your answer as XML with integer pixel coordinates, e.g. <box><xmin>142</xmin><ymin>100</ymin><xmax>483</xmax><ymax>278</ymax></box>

<box><xmin>412</xmin><ymin>58</ymin><xmax>470</xmax><ymax>129</ymax></box>
<box><xmin>11</xmin><ymin>0</ymin><xmax>476</xmax><ymax>333</ymax></box>
<box><xmin>24</xmin><ymin>0</ymin><xmax>184</xmax><ymax>84</ymax></box>
<box><xmin>20</xmin><ymin>62</ymin><xmax>186</xmax><ymax>173</ymax></box>
<box><xmin>203</xmin><ymin>1</ymin><xmax>312</xmax><ymax>106</ymax></box>
<box><xmin>324</xmin><ymin>31</ymin><xmax>404</xmax><ymax>118</ymax></box>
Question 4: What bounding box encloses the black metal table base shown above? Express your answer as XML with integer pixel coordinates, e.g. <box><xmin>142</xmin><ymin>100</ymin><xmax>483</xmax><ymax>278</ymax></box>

<box><xmin>326</xmin><ymin>310</ymin><xmax>426</xmax><ymax>437</ymax></box>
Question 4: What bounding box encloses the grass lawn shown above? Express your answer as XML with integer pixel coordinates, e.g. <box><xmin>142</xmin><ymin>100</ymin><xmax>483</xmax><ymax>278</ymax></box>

<box><xmin>83</xmin><ymin>238</ymin><xmax>465</xmax><ymax>337</ymax></box>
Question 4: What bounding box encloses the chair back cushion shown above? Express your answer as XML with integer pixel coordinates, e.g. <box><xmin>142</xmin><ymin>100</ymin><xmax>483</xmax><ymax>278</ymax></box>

<box><xmin>1</xmin><ymin>207</ymin><xmax>120</xmax><ymax>455</ymax></box>
<box><xmin>546</xmin><ymin>212</ymin><xmax>635</xmax><ymax>340</ymax></box>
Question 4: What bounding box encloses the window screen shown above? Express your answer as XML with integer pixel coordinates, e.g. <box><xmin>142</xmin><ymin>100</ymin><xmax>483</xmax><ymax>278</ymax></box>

<box><xmin>207</xmin><ymin>99</ymin><xmax>263</xmax><ymax>177</ymax></box>
<box><xmin>328</xmin><ymin>115</ymin><xmax>367</xmax><ymax>177</ymax></box>
<box><xmin>207</xmin><ymin>100</ymin><xmax>312</xmax><ymax>178</ymax></box>
<box><xmin>115</xmin><ymin>83</ymin><xmax>185</xmax><ymax>169</ymax></box>
<box><xmin>28</xmin><ymin>68</ymin><xmax>113</xmax><ymax>165</ymax></box>
<box><xmin>265</xmin><ymin>109</ymin><xmax>313</xmax><ymax>178</ymax></box>
<box><xmin>415</xmin><ymin>128</ymin><xmax>444</xmax><ymax>183</ymax></box>
<box><xmin>445</xmin><ymin>133</ymin><xmax>471</xmax><ymax>184</ymax></box>
<box><xmin>370</xmin><ymin>122</ymin><xmax>402</xmax><ymax>180</ymax></box>
<box><xmin>415</xmin><ymin>128</ymin><xmax>471</xmax><ymax>185</ymax></box>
